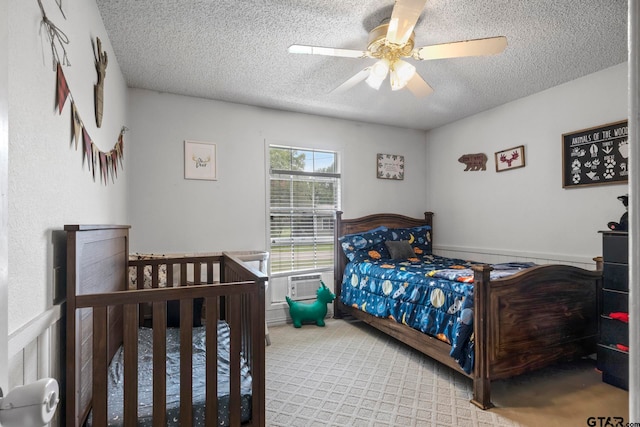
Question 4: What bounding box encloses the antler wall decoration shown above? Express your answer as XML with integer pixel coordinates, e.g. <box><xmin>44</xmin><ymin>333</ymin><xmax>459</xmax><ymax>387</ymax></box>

<box><xmin>192</xmin><ymin>154</ymin><xmax>211</xmax><ymax>168</ymax></box>
<box><xmin>494</xmin><ymin>145</ymin><xmax>525</xmax><ymax>172</ymax></box>
<box><xmin>93</xmin><ymin>37</ymin><xmax>108</xmax><ymax>128</ymax></box>
<box><xmin>499</xmin><ymin>150</ymin><xmax>519</xmax><ymax>167</ymax></box>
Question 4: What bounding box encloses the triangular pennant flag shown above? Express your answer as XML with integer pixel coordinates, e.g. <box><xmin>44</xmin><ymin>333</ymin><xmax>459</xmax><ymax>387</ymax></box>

<box><xmin>91</xmin><ymin>144</ymin><xmax>98</xmax><ymax>181</ymax></box>
<box><xmin>106</xmin><ymin>153</ymin><xmax>114</xmax><ymax>183</ymax></box>
<box><xmin>100</xmin><ymin>151</ymin><xmax>108</xmax><ymax>184</ymax></box>
<box><xmin>118</xmin><ymin>134</ymin><xmax>124</xmax><ymax>167</ymax></box>
<box><xmin>111</xmin><ymin>151</ymin><xmax>118</xmax><ymax>178</ymax></box>
<box><xmin>82</xmin><ymin>127</ymin><xmax>92</xmax><ymax>167</ymax></box>
<box><xmin>56</xmin><ymin>63</ymin><xmax>70</xmax><ymax>114</ymax></box>
<box><xmin>71</xmin><ymin>102</ymin><xmax>82</xmax><ymax>150</ymax></box>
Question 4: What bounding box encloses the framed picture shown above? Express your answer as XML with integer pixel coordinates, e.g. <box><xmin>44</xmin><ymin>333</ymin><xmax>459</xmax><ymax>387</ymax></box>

<box><xmin>377</xmin><ymin>153</ymin><xmax>404</xmax><ymax>180</ymax></box>
<box><xmin>495</xmin><ymin>145</ymin><xmax>525</xmax><ymax>172</ymax></box>
<box><xmin>561</xmin><ymin>120</ymin><xmax>628</xmax><ymax>188</ymax></box>
<box><xmin>184</xmin><ymin>140</ymin><xmax>217</xmax><ymax>180</ymax></box>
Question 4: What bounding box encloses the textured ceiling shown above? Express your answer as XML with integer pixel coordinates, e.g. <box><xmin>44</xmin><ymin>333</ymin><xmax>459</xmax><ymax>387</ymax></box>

<box><xmin>96</xmin><ymin>0</ymin><xmax>628</xmax><ymax>131</ymax></box>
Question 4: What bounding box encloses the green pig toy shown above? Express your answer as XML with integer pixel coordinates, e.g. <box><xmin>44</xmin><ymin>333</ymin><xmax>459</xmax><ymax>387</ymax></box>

<box><xmin>286</xmin><ymin>281</ymin><xmax>336</xmax><ymax>328</ymax></box>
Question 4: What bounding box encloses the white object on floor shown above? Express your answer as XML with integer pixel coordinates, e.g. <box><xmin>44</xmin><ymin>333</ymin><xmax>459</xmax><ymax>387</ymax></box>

<box><xmin>0</xmin><ymin>378</ymin><xmax>59</xmax><ymax>427</ymax></box>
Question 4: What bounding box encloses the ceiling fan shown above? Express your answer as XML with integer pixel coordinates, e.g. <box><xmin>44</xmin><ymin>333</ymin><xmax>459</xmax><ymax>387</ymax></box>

<box><xmin>288</xmin><ymin>0</ymin><xmax>507</xmax><ymax>97</ymax></box>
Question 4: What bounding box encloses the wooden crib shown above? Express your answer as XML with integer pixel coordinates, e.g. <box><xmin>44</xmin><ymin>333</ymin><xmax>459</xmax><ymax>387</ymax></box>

<box><xmin>65</xmin><ymin>225</ymin><xmax>267</xmax><ymax>426</ymax></box>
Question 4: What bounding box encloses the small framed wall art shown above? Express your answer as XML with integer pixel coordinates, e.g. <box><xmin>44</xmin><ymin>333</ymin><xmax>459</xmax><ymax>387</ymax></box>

<box><xmin>184</xmin><ymin>140</ymin><xmax>217</xmax><ymax>180</ymax></box>
<box><xmin>377</xmin><ymin>153</ymin><xmax>404</xmax><ymax>180</ymax></box>
<box><xmin>495</xmin><ymin>145</ymin><xmax>525</xmax><ymax>172</ymax></box>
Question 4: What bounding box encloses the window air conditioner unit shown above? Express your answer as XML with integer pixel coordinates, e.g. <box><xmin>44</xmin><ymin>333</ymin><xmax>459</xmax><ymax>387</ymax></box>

<box><xmin>288</xmin><ymin>273</ymin><xmax>322</xmax><ymax>301</ymax></box>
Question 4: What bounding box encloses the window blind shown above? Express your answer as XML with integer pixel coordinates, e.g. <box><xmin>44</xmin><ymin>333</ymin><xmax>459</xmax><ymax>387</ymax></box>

<box><xmin>269</xmin><ymin>147</ymin><xmax>340</xmax><ymax>274</ymax></box>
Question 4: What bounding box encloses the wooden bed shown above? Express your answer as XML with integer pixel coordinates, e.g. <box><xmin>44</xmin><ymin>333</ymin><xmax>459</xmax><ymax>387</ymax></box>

<box><xmin>65</xmin><ymin>225</ymin><xmax>267</xmax><ymax>426</ymax></box>
<box><xmin>333</xmin><ymin>211</ymin><xmax>602</xmax><ymax>409</ymax></box>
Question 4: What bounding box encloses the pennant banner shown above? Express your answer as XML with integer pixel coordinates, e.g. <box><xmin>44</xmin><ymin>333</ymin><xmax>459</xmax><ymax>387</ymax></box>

<box><xmin>71</xmin><ymin>102</ymin><xmax>82</xmax><ymax>150</ymax></box>
<box><xmin>56</xmin><ymin>61</ymin><xmax>125</xmax><ymax>185</ymax></box>
<box><xmin>56</xmin><ymin>62</ymin><xmax>69</xmax><ymax>114</ymax></box>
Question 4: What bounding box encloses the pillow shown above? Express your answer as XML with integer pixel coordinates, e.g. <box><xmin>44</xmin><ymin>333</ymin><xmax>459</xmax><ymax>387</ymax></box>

<box><xmin>339</xmin><ymin>226</ymin><xmax>388</xmax><ymax>261</ymax></box>
<box><xmin>385</xmin><ymin>240</ymin><xmax>416</xmax><ymax>260</ymax></box>
<box><xmin>166</xmin><ymin>298</ymin><xmax>204</xmax><ymax>327</ymax></box>
<box><xmin>386</xmin><ymin>225</ymin><xmax>432</xmax><ymax>255</ymax></box>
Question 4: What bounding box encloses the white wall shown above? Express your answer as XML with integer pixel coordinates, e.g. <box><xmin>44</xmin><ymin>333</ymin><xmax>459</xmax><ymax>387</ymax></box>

<box><xmin>426</xmin><ymin>62</ymin><xmax>628</xmax><ymax>265</ymax></box>
<box><xmin>128</xmin><ymin>89</ymin><xmax>428</xmax><ymax>254</ymax></box>
<box><xmin>0</xmin><ymin>0</ymin><xmax>8</xmax><ymax>393</ymax></box>
<box><xmin>8</xmin><ymin>0</ymin><xmax>128</xmax><ymax>396</ymax></box>
<box><xmin>128</xmin><ymin>89</ymin><xmax>428</xmax><ymax>323</ymax></box>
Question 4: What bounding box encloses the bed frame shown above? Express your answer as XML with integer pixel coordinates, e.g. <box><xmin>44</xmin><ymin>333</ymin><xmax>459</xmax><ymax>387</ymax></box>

<box><xmin>65</xmin><ymin>225</ymin><xmax>267</xmax><ymax>426</ymax></box>
<box><xmin>333</xmin><ymin>211</ymin><xmax>602</xmax><ymax>409</ymax></box>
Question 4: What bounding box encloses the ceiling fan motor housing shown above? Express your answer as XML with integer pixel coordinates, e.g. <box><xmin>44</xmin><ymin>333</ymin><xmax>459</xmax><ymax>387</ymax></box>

<box><xmin>367</xmin><ymin>23</ymin><xmax>415</xmax><ymax>61</ymax></box>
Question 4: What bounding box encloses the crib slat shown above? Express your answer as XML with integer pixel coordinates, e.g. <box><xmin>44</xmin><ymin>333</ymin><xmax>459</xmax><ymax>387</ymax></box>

<box><xmin>206</xmin><ymin>262</ymin><xmax>214</xmax><ymax>283</ymax></box>
<box><xmin>180</xmin><ymin>299</ymin><xmax>194</xmax><ymax>426</ymax></box>
<box><xmin>242</xmin><ymin>293</ymin><xmax>251</xmax><ymax>371</ymax></box>
<box><xmin>180</xmin><ymin>262</ymin><xmax>187</xmax><ymax>285</ymax></box>
<box><xmin>152</xmin><ymin>264</ymin><xmax>159</xmax><ymax>288</ymax></box>
<box><xmin>152</xmin><ymin>302</ymin><xmax>167</xmax><ymax>427</ymax></box>
<box><xmin>250</xmin><ymin>287</ymin><xmax>266</xmax><ymax>426</ymax></box>
<box><xmin>194</xmin><ymin>262</ymin><xmax>202</xmax><ymax>284</ymax></box>
<box><xmin>166</xmin><ymin>263</ymin><xmax>174</xmax><ymax>287</ymax></box>
<box><xmin>229</xmin><ymin>293</ymin><xmax>241</xmax><ymax>426</ymax></box>
<box><xmin>92</xmin><ymin>306</ymin><xmax>108</xmax><ymax>426</ymax></box>
<box><xmin>136</xmin><ymin>265</ymin><xmax>144</xmax><ymax>289</ymax></box>
<box><xmin>123</xmin><ymin>304</ymin><xmax>138</xmax><ymax>425</ymax></box>
<box><xmin>205</xmin><ymin>296</ymin><xmax>219</xmax><ymax>426</ymax></box>
<box><xmin>136</xmin><ymin>265</ymin><xmax>146</xmax><ymax>327</ymax></box>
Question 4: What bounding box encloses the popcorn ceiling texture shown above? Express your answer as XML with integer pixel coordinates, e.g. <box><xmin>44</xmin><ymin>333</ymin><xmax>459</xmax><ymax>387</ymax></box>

<box><xmin>96</xmin><ymin>0</ymin><xmax>627</xmax><ymax>131</ymax></box>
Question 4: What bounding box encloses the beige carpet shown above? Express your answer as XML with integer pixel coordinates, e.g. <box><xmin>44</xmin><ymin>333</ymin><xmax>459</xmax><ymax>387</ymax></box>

<box><xmin>265</xmin><ymin>318</ymin><xmax>629</xmax><ymax>427</ymax></box>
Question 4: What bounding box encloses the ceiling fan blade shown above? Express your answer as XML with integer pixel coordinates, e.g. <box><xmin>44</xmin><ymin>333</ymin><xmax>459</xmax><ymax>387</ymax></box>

<box><xmin>288</xmin><ymin>44</ymin><xmax>369</xmax><ymax>58</ymax></box>
<box><xmin>414</xmin><ymin>36</ymin><xmax>508</xmax><ymax>60</ymax></box>
<box><xmin>332</xmin><ymin>67</ymin><xmax>372</xmax><ymax>93</ymax></box>
<box><xmin>405</xmin><ymin>73</ymin><xmax>433</xmax><ymax>98</ymax></box>
<box><xmin>386</xmin><ymin>0</ymin><xmax>428</xmax><ymax>46</ymax></box>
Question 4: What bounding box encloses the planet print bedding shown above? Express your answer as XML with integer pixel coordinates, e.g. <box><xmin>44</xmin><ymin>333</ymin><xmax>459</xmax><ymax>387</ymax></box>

<box><xmin>339</xmin><ymin>253</ymin><xmax>534</xmax><ymax>373</ymax></box>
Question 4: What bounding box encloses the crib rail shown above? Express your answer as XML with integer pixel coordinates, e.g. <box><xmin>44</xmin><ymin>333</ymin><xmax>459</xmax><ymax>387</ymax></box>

<box><xmin>74</xmin><ymin>253</ymin><xmax>266</xmax><ymax>427</ymax></box>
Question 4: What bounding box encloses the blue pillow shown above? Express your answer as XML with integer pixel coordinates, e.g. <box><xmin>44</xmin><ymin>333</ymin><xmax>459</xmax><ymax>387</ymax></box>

<box><xmin>340</xmin><ymin>226</ymin><xmax>388</xmax><ymax>261</ymax></box>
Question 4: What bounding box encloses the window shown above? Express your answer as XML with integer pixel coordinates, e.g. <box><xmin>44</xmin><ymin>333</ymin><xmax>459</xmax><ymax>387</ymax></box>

<box><xmin>269</xmin><ymin>146</ymin><xmax>340</xmax><ymax>275</ymax></box>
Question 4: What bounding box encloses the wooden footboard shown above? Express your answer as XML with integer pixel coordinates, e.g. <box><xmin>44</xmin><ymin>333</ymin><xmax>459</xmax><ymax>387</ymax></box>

<box><xmin>471</xmin><ymin>263</ymin><xmax>601</xmax><ymax>409</ymax></box>
<box><xmin>333</xmin><ymin>212</ymin><xmax>602</xmax><ymax>410</ymax></box>
<box><xmin>65</xmin><ymin>225</ymin><xmax>267</xmax><ymax>427</ymax></box>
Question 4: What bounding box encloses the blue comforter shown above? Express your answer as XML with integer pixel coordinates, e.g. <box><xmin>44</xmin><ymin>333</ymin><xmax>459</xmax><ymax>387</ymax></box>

<box><xmin>340</xmin><ymin>255</ymin><xmax>533</xmax><ymax>373</ymax></box>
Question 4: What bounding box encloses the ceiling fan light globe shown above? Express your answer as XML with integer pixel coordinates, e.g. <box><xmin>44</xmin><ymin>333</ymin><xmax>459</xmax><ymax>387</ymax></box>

<box><xmin>371</xmin><ymin>60</ymin><xmax>390</xmax><ymax>78</ymax></box>
<box><xmin>365</xmin><ymin>73</ymin><xmax>385</xmax><ymax>90</ymax></box>
<box><xmin>396</xmin><ymin>60</ymin><xmax>416</xmax><ymax>80</ymax></box>
<box><xmin>390</xmin><ymin>60</ymin><xmax>416</xmax><ymax>91</ymax></box>
<box><xmin>365</xmin><ymin>60</ymin><xmax>389</xmax><ymax>90</ymax></box>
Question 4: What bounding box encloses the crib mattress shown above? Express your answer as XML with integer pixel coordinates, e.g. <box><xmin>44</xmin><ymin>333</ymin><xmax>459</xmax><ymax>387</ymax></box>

<box><xmin>87</xmin><ymin>321</ymin><xmax>252</xmax><ymax>426</ymax></box>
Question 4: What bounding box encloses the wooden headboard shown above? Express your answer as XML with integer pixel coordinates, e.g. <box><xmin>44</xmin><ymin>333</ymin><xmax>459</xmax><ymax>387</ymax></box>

<box><xmin>65</xmin><ymin>225</ymin><xmax>130</xmax><ymax>427</ymax></box>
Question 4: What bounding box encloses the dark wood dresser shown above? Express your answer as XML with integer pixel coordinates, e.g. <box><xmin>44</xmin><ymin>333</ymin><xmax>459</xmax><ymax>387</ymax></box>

<box><xmin>597</xmin><ymin>230</ymin><xmax>629</xmax><ymax>390</ymax></box>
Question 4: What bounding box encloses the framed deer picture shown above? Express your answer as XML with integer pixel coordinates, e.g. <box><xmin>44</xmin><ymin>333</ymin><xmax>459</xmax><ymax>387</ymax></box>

<box><xmin>495</xmin><ymin>145</ymin><xmax>525</xmax><ymax>172</ymax></box>
<box><xmin>184</xmin><ymin>140</ymin><xmax>217</xmax><ymax>180</ymax></box>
